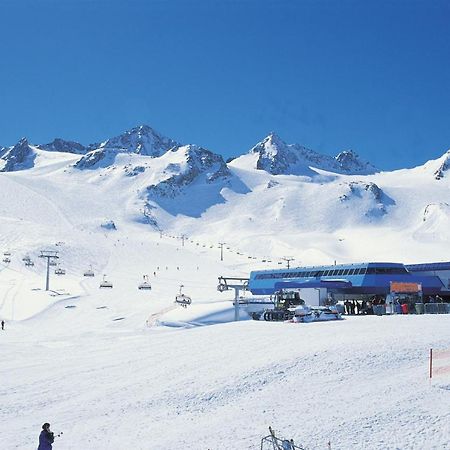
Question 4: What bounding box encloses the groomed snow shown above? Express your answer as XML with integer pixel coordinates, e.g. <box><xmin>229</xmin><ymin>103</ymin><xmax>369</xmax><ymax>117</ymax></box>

<box><xmin>0</xmin><ymin>144</ymin><xmax>449</xmax><ymax>449</ymax></box>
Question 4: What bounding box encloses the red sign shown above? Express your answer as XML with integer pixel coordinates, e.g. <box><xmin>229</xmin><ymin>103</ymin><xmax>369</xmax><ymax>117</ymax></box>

<box><xmin>390</xmin><ymin>282</ymin><xmax>422</xmax><ymax>293</ymax></box>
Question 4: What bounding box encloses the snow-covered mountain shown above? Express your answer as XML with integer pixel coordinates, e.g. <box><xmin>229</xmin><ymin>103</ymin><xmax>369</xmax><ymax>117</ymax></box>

<box><xmin>75</xmin><ymin>125</ymin><xmax>179</xmax><ymax>169</ymax></box>
<box><xmin>232</xmin><ymin>133</ymin><xmax>378</xmax><ymax>176</ymax></box>
<box><xmin>0</xmin><ymin>137</ymin><xmax>35</xmax><ymax>172</ymax></box>
<box><xmin>0</xmin><ymin>124</ymin><xmax>449</xmax><ymax>264</ymax></box>
<box><xmin>1</xmin><ymin>124</ymin><xmax>450</xmax><ymax>450</ymax></box>
<box><xmin>37</xmin><ymin>138</ymin><xmax>86</xmax><ymax>154</ymax></box>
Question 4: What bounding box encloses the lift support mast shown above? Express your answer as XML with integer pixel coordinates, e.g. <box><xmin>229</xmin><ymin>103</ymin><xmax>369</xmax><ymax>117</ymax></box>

<box><xmin>217</xmin><ymin>276</ymin><xmax>249</xmax><ymax>321</ymax></box>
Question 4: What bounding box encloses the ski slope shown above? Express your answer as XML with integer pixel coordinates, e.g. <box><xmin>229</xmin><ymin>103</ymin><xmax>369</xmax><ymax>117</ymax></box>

<box><xmin>0</xmin><ymin>146</ymin><xmax>449</xmax><ymax>449</ymax></box>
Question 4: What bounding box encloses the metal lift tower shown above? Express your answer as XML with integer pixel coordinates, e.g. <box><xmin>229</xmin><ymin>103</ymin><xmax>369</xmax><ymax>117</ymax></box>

<box><xmin>39</xmin><ymin>250</ymin><xmax>59</xmax><ymax>291</ymax></box>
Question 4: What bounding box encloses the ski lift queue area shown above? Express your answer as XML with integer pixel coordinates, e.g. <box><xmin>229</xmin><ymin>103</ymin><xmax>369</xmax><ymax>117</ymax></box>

<box><xmin>248</xmin><ymin>261</ymin><xmax>450</xmax><ymax>314</ymax></box>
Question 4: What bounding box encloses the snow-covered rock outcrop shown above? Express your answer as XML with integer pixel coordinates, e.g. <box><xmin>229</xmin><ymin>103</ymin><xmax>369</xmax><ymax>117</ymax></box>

<box><xmin>413</xmin><ymin>203</ymin><xmax>450</xmax><ymax>242</ymax></box>
<box><xmin>0</xmin><ymin>138</ymin><xmax>36</xmax><ymax>172</ymax></box>
<box><xmin>74</xmin><ymin>125</ymin><xmax>179</xmax><ymax>169</ymax></box>
<box><xmin>433</xmin><ymin>150</ymin><xmax>450</xmax><ymax>180</ymax></box>
<box><xmin>334</xmin><ymin>150</ymin><xmax>378</xmax><ymax>174</ymax></box>
<box><xmin>146</xmin><ymin>145</ymin><xmax>230</xmax><ymax>199</ymax></box>
<box><xmin>145</xmin><ymin>145</ymin><xmax>233</xmax><ymax>218</ymax></box>
<box><xmin>37</xmin><ymin>138</ymin><xmax>86</xmax><ymax>154</ymax></box>
<box><xmin>338</xmin><ymin>181</ymin><xmax>394</xmax><ymax>218</ymax></box>
<box><xmin>239</xmin><ymin>133</ymin><xmax>378</xmax><ymax>176</ymax></box>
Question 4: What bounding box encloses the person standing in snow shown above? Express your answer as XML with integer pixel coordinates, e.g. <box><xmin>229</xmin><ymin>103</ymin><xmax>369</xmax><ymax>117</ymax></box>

<box><xmin>1</xmin><ymin>320</ymin><xmax>4</xmax><ymax>330</ymax></box>
<box><xmin>38</xmin><ymin>423</ymin><xmax>54</xmax><ymax>450</ymax></box>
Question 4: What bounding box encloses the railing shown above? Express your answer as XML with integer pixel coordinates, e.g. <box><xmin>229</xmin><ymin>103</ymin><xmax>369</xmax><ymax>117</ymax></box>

<box><xmin>424</xmin><ymin>303</ymin><xmax>450</xmax><ymax>314</ymax></box>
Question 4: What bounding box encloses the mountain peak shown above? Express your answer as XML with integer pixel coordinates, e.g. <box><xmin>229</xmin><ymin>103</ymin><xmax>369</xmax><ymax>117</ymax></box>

<box><xmin>38</xmin><ymin>138</ymin><xmax>86</xmax><ymax>154</ymax></box>
<box><xmin>96</xmin><ymin>124</ymin><xmax>179</xmax><ymax>157</ymax></box>
<box><xmin>0</xmin><ymin>137</ymin><xmax>35</xmax><ymax>172</ymax></box>
<box><xmin>334</xmin><ymin>150</ymin><xmax>378</xmax><ymax>174</ymax></box>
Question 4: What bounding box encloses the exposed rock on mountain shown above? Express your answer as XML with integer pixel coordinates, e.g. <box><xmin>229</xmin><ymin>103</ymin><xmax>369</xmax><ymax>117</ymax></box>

<box><xmin>73</xmin><ymin>148</ymin><xmax>113</xmax><ymax>170</ymax></box>
<box><xmin>144</xmin><ymin>145</ymin><xmax>234</xmax><ymax>219</ymax></box>
<box><xmin>37</xmin><ymin>138</ymin><xmax>86</xmax><ymax>154</ymax></box>
<box><xmin>335</xmin><ymin>150</ymin><xmax>378</xmax><ymax>175</ymax></box>
<box><xmin>124</xmin><ymin>165</ymin><xmax>146</xmax><ymax>177</ymax></box>
<box><xmin>0</xmin><ymin>138</ymin><xmax>36</xmax><ymax>172</ymax></box>
<box><xmin>433</xmin><ymin>150</ymin><xmax>450</xmax><ymax>180</ymax></box>
<box><xmin>146</xmin><ymin>145</ymin><xmax>231</xmax><ymax>199</ymax></box>
<box><xmin>339</xmin><ymin>181</ymin><xmax>395</xmax><ymax>218</ymax></box>
<box><xmin>100</xmin><ymin>220</ymin><xmax>117</xmax><ymax>230</ymax></box>
<box><xmin>247</xmin><ymin>133</ymin><xmax>378</xmax><ymax>176</ymax></box>
<box><xmin>74</xmin><ymin>125</ymin><xmax>179</xmax><ymax>169</ymax></box>
<box><xmin>91</xmin><ymin>124</ymin><xmax>178</xmax><ymax>156</ymax></box>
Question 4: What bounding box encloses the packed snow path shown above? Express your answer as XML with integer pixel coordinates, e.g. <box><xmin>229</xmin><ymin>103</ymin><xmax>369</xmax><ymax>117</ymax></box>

<box><xmin>1</xmin><ymin>315</ymin><xmax>450</xmax><ymax>449</ymax></box>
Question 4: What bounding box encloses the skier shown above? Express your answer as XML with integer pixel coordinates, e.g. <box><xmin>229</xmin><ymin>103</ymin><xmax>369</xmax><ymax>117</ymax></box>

<box><xmin>1</xmin><ymin>320</ymin><xmax>4</xmax><ymax>330</ymax></box>
<box><xmin>38</xmin><ymin>423</ymin><xmax>54</xmax><ymax>450</ymax></box>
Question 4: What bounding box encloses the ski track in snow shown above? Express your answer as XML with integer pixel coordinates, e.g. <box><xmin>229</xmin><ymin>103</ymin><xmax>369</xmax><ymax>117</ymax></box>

<box><xmin>0</xmin><ymin>145</ymin><xmax>449</xmax><ymax>449</ymax></box>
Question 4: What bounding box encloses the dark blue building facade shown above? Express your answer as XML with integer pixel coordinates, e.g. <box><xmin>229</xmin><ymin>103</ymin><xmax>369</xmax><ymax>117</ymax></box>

<box><xmin>249</xmin><ymin>262</ymin><xmax>449</xmax><ymax>297</ymax></box>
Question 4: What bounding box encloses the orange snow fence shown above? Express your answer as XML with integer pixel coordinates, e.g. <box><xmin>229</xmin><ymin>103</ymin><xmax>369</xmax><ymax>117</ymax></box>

<box><xmin>429</xmin><ymin>348</ymin><xmax>450</xmax><ymax>378</ymax></box>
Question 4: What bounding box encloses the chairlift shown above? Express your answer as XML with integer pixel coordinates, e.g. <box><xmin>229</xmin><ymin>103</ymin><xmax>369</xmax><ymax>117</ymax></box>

<box><xmin>99</xmin><ymin>274</ymin><xmax>113</xmax><ymax>289</ymax></box>
<box><xmin>175</xmin><ymin>284</ymin><xmax>191</xmax><ymax>308</ymax></box>
<box><xmin>25</xmin><ymin>260</ymin><xmax>35</xmax><ymax>267</ymax></box>
<box><xmin>83</xmin><ymin>265</ymin><xmax>95</xmax><ymax>277</ymax></box>
<box><xmin>22</xmin><ymin>255</ymin><xmax>31</xmax><ymax>262</ymax></box>
<box><xmin>55</xmin><ymin>266</ymin><xmax>66</xmax><ymax>275</ymax></box>
<box><xmin>138</xmin><ymin>274</ymin><xmax>152</xmax><ymax>290</ymax></box>
<box><xmin>3</xmin><ymin>251</ymin><xmax>11</xmax><ymax>256</ymax></box>
<box><xmin>3</xmin><ymin>257</ymin><xmax>11</xmax><ymax>263</ymax></box>
<box><xmin>49</xmin><ymin>260</ymin><xmax>57</xmax><ymax>266</ymax></box>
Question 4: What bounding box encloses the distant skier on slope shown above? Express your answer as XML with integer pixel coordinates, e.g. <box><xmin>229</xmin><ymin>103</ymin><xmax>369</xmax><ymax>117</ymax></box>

<box><xmin>1</xmin><ymin>320</ymin><xmax>4</xmax><ymax>330</ymax></box>
<box><xmin>38</xmin><ymin>423</ymin><xmax>54</xmax><ymax>450</ymax></box>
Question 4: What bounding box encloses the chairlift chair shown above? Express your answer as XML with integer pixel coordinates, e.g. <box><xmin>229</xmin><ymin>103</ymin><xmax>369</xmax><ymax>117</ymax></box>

<box><xmin>25</xmin><ymin>260</ymin><xmax>34</xmax><ymax>267</ymax></box>
<box><xmin>99</xmin><ymin>274</ymin><xmax>113</xmax><ymax>289</ymax></box>
<box><xmin>55</xmin><ymin>266</ymin><xmax>66</xmax><ymax>275</ymax></box>
<box><xmin>49</xmin><ymin>260</ymin><xmax>57</xmax><ymax>266</ymax></box>
<box><xmin>3</xmin><ymin>257</ymin><xmax>11</xmax><ymax>263</ymax></box>
<box><xmin>138</xmin><ymin>274</ymin><xmax>152</xmax><ymax>290</ymax></box>
<box><xmin>22</xmin><ymin>255</ymin><xmax>31</xmax><ymax>262</ymax></box>
<box><xmin>3</xmin><ymin>251</ymin><xmax>11</xmax><ymax>256</ymax></box>
<box><xmin>83</xmin><ymin>265</ymin><xmax>95</xmax><ymax>277</ymax></box>
<box><xmin>175</xmin><ymin>284</ymin><xmax>191</xmax><ymax>308</ymax></box>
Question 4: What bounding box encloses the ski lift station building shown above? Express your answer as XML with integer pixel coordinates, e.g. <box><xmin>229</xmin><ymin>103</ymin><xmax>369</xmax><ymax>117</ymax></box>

<box><xmin>248</xmin><ymin>261</ymin><xmax>450</xmax><ymax>306</ymax></box>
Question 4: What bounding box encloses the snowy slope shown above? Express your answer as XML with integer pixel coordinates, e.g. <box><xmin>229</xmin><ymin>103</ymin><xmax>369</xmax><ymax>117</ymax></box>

<box><xmin>0</xmin><ymin>127</ymin><xmax>450</xmax><ymax>449</ymax></box>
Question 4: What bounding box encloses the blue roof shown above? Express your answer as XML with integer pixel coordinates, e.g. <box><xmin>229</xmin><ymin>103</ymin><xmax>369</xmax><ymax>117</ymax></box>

<box><xmin>406</xmin><ymin>262</ymin><xmax>450</xmax><ymax>272</ymax></box>
<box><xmin>275</xmin><ymin>280</ymin><xmax>353</xmax><ymax>290</ymax></box>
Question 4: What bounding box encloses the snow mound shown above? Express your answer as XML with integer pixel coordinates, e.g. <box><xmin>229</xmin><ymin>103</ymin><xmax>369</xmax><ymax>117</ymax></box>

<box><xmin>414</xmin><ymin>203</ymin><xmax>450</xmax><ymax>242</ymax></box>
<box><xmin>157</xmin><ymin>301</ymin><xmax>251</xmax><ymax>327</ymax></box>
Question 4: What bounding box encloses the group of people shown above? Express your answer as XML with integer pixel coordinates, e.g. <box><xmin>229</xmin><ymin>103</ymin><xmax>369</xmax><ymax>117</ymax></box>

<box><xmin>344</xmin><ymin>297</ymin><xmax>384</xmax><ymax>315</ymax></box>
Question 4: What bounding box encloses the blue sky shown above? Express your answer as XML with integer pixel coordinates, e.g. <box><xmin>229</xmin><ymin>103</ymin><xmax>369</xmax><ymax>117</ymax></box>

<box><xmin>0</xmin><ymin>0</ymin><xmax>449</xmax><ymax>169</ymax></box>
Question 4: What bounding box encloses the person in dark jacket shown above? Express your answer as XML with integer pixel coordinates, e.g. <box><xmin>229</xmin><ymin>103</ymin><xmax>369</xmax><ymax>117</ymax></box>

<box><xmin>38</xmin><ymin>423</ymin><xmax>54</xmax><ymax>450</ymax></box>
